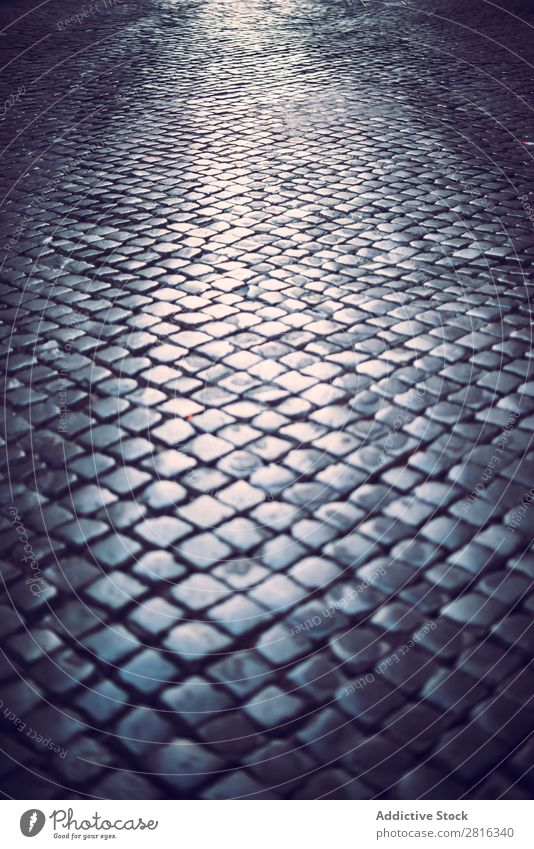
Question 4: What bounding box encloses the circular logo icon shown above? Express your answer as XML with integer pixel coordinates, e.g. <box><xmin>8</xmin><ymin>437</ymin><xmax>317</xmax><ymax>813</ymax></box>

<box><xmin>20</xmin><ymin>810</ymin><xmax>46</xmax><ymax>837</ymax></box>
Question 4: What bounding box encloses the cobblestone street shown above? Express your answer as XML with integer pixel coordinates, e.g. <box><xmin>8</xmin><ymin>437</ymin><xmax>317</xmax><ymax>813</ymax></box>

<box><xmin>1</xmin><ymin>0</ymin><xmax>534</xmax><ymax>800</ymax></box>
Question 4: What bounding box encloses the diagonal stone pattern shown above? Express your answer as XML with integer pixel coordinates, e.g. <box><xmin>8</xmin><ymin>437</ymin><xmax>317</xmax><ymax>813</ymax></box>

<box><xmin>0</xmin><ymin>0</ymin><xmax>533</xmax><ymax>799</ymax></box>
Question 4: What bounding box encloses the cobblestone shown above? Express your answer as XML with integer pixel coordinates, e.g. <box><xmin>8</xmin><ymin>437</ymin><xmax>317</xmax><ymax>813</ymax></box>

<box><xmin>0</xmin><ymin>0</ymin><xmax>533</xmax><ymax>801</ymax></box>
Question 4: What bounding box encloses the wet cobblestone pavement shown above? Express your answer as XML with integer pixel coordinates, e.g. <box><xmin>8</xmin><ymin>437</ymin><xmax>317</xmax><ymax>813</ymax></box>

<box><xmin>1</xmin><ymin>0</ymin><xmax>534</xmax><ymax>800</ymax></box>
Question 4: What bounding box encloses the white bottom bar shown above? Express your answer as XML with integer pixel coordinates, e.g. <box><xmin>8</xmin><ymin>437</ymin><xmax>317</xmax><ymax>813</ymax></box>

<box><xmin>3</xmin><ymin>799</ymin><xmax>532</xmax><ymax>848</ymax></box>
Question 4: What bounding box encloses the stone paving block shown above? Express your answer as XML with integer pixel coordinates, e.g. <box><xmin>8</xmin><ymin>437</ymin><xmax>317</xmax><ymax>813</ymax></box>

<box><xmin>1</xmin><ymin>0</ymin><xmax>534</xmax><ymax>801</ymax></box>
<box><xmin>147</xmin><ymin>740</ymin><xmax>224</xmax><ymax>794</ymax></box>
<box><xmin>164</xmin><ymin>622</ymin><xmax>232</xmax><ymax>661</ymax></box>
<box><xmin>244</xmin><ymin>685</ymin><xmax>304</xmax><ymax>729</ymax></box>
